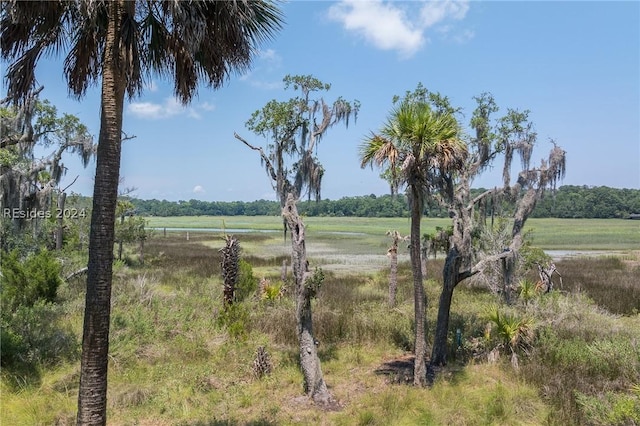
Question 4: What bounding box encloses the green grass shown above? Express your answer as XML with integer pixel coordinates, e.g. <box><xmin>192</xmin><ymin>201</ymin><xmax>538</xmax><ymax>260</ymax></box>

<box><xmin>2</xmin><ymin>222</ymin><xmax>639</xmax><ymax>425</ymax></box>
<box><xmin>146</xmin><ymin>216</ymin><xmax>640</xmax><ymax>251</ymax></box>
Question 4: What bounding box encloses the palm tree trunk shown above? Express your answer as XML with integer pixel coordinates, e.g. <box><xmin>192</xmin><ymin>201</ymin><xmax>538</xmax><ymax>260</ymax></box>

<box><xmin>77</xmin><ymin>1</ymin><xmax>126</xmax><ymax>424</ymax></box>
<box><xmin>409</xmin><ymin>188</ymin><xmax>427</xmax><ymax>386</ymax></box>
<box><xmin>282</xmin><ymin>194</ymin><xmax>332</xmax><ymax>404</ymax></box>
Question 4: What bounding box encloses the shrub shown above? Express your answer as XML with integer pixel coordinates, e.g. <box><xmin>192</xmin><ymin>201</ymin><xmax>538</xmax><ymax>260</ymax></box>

<box><xmin>236</xmin><ymin>259</ymin><xmax>258</xmax><ymax>302</ymax></box>
<box><xmin>1</xmin><ymin>249</ymin><xmax>62</xmax><ymax>310</ymax></box>
<box><xmin>575</xmin><ymin>391</ymin><xmax>640</xmax><ymax>426</ymax></box>
<box><xmin>517</xmin><ymin>278</ymin><xmax>538</xmax><ymax>305</ymax></box>
<box><xmin>0</xmin><ymin>300</ymin><xmax>78</xmax><ymax>370</ymax></box>
<box><xmin>485</xmin><ymin>305</ymin><xmax>534</xmax><ymax>354</ymax></box>
<box><xmin>259</xmin><ymin>278</ymin><xmax>285</xmax><ymax>301</ymax></box>
<box><xmin>217</xmin><ymin>303</ymin><xmax>250</xmax><ymax>340</ymax></box>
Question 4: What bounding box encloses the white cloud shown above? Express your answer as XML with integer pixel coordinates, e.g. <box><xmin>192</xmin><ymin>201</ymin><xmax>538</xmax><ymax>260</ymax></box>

<box><xmin>328</xmin><ymin>0</ymin><xmax>424</xmax><ymax>58</ymax></box>
<box><xmin>420</xmin><ymin>0</ymin><xmax>469</xmax><ymax>28</ymax></box>
<box><xmin>200</xmin><ymin>101</ymin><xmax>216</xmax><ymax>112</ymax></box>
<box><xmin>451</xmin><ymin>29</ymin><xmax>475</xmax><ymax>44</ymax></box>
<box><xmin>239</xmin><ymin>49</ymin><xmax>283</xmax><ymax>90</ymax></box>
<box><xmin>327</xmin><ymin>0</ymin><xmax>471</xmax><ymax>58</ymax></box>
<box><xmin>193</xmin><ymin>185</ymin><xmax>205</xmax><ymax>194</ymax></box>
<box><xmin>127</xmin><ymin>97</ymin><xmax>215</xmax><ymax>120</ymax></box>
<box><xmin>248</xmin><ymin>80</ymin><xmax>283</xmax><ymax>90</ymax></box>
<box><xmin>259</xmin><ymin>48</ymin><xmax>282</xmax><ymax>66</ymax></box>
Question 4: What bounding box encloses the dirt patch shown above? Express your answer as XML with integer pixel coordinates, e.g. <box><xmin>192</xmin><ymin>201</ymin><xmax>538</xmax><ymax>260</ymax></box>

<box><xmin>287</xmin><ymin>394</ymin><xmax>344</xmax><ymax>413</ymax></box>
<box><xmin>374</xmin><ymin>354</ymin><xmax>415</xmax><ymax>384</ymax></box>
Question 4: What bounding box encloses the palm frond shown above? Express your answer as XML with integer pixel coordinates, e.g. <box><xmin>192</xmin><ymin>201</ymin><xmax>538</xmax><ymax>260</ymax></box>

<box><xmin>359</xmin><ymin>133</ymin><xmax>398</xmax><ymax>169</ymax></box>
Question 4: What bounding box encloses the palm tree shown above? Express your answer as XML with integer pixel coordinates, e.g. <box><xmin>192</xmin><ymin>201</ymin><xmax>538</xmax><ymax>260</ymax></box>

<box><xmin>360</xmin><ymin>99</ymin><xmax>466</xmax><ymax>386</ymax></box>
<box><xmin>1</xmin><ymin>1</ymin><xmax>282</xmax><ymax>423</ymax></box>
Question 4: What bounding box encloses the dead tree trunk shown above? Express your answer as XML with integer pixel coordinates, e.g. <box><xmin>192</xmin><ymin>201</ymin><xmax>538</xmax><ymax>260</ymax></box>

<box><xmin>388</xmin><ymin>245</ymin><xmax>398</xmax><ymax>308</ymax></box>
<box><xmin>386</xmin><ymin>230</ymin><xmax>405</xmax><ymax>308</ymax></box>
<box><xmin>536</xmin><ymin>262</ymin><xmax>560</xmax><ymax>293</ymax></box>
<box><xmin>220</xmin><ymin>235</ymin><xmax>240</xmax><ymax>307</ymax></box>
<box><xmin>502</xmin><ymin>254</ymin><xmax>516</xmax><ymax>304</ymax></box>
<box><xmin>282</xmin><ymin>194</ymin><xmax>332</xmax><ymax>405</ymax></box>
<box><xmin>55</xmin><ymin>191</ymin><xmax>66</xmax><ymax>250</ymax></box>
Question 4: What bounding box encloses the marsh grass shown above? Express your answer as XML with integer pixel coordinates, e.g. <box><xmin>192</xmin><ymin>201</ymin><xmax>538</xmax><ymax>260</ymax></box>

<box><xmin>2</xmin><ymin>226</ymin><xmax>639</xmax><ymax>425</ymax></box>
<box><xmin>147</xmin><ymin>216</ymin><xmax>640</xmax><ymax>250</ymax></box>
<box><xmin>555</xmin><ymin>254</ymin><xmax>640</xmax><ymax>315</ymax></box>
<box><xmin>520</xmin><ymin>291</ymin><xmax>640</xmax><ymax>425</ymax></box>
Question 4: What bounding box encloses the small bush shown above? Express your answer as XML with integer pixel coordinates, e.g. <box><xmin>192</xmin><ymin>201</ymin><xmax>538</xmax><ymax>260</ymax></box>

<box><xmin>0</xmin><ymin>300</ymin><xmax>78</xmax><ymax>370</ymax></box>
<box><xmin>518</xmin><ymin>278</ymin><xmax>538</xmax><ymax>304</ymax></box>
<box><xmin>217</xmin><ymin>303</ymin><xmax>250</xmax><ymax>340</ymax></box>
<box><xmin>236</xmin><ymin>259</ymin><xmax>258</xmax><ymax>302</ymax></box>
<box><xmin>523</xmin><ymin>325</ymin><xmax>640</xmax><ymax>425</ymax></box>
<box><xmin>485</xmin><ymin>306</ymin><xmax>534</xmax><ymax>354</ymax></box>
<box><xmin>259</xmin><ymin>278</ymin><xmax>285</xmax><ymax>301</ymax></box>
<box><xmin>575</xmin><ymin>391</ymin><xmax>640</xmax><ymax>426</ymax></box>
<box><xmin>1</xmin><ymin>249</ymin><xmax>62</xmax><ymax>310</ymax></box>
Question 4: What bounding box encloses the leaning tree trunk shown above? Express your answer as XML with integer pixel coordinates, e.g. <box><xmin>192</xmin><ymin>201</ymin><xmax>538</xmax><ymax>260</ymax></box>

<box><xmin>77</xmin><ymin>1</ymin><xmax>126</xmax><ymax>424</ymax></box>
<box><xmin>282</xmin><ymin>194</ymin><xmax>332</xmax><ymax>405</ymax></box>
<box><xmin>431</xmin><ymin>247</ymin><xmax>461</xmax><ymax>367</ymax></box>
<box><xmin>409</xmin><ymin>188</ymin><xmax>428</xmax><ymax>387</ymax></box>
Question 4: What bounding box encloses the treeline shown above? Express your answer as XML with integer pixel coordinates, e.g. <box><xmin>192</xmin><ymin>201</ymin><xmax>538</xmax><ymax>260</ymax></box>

<box><xmin>531</xmin><ymin>185</ymin><xmax>640</xmax><ymax>218</ymax></box>
<box><xmin>130</xmin><ymin>185</ymin><xmax>640</xmax><ymax>219</ymax></box>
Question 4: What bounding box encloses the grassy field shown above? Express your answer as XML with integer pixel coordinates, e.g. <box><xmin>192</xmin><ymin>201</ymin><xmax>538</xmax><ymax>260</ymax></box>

<box><xmin>145</xmin><ymin>216</ymin><xmax>640</xmax><ymax>251</ymax></box>
<box><xmin>2</xmin><ymin>218</ymin><xmax>639</xmax><ymax>425</ymax></box>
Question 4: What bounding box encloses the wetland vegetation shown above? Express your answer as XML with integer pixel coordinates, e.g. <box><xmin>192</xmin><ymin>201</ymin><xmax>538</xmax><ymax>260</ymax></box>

<box><xmin>2</xmin><ymin>218</ymin><xmax>638</xmax><ymax>425</ymax></box>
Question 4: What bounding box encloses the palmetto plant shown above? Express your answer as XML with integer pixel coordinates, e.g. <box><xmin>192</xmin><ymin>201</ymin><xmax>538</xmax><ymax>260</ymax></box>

<box><xmin>1</xmin><ymin>1</ymin><xmax>283</xmax><ymax>423</ymax></box>
<box><xmin>485</xmin><ymin>305</ymin><xmax>535</xmax><ymax>369</ymax></box>
<box><xmin>518</xmin><ymin>279</ymin><xmax>538</xmax><ymax>305</ymax></box>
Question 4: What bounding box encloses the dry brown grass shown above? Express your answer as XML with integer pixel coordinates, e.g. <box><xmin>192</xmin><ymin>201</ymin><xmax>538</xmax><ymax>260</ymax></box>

<box><xmin>556</xmin><ymin>251</ymin><xmax>640</xmax><ymax>315</ymax></box>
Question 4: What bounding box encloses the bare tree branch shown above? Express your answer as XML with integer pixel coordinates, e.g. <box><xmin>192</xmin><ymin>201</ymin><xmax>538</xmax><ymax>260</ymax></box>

<box><xmin>61</xmin><ymin>175</ymin><xmax>79</xmax><ymax>192</ymax></box>
<box><xmin>234</xmin><ymin>132</ymin><xmax>278</xmax><ymax>182</ymax></box>
<box><xmin>121</xmin><ymin>131</ymin><xmax>136</xmax><ymax>142</ymax></box>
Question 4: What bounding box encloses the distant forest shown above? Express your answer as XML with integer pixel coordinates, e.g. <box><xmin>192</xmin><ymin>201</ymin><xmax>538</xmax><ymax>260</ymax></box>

<box><xmin>129</xmin><ymin>185</ymin><xmax>640</xmax><ymax>219</ymax></box>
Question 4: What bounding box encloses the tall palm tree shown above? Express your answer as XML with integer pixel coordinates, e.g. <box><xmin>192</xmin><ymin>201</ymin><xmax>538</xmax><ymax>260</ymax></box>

<box><xmin>360</xmin><ymin>99</ymin><xmax>465</xmax><ymax>386</ymax></box>
<box><xmin>1</xmin><ymin>1</ymin><xmax>282</xmax><ymax>423</ymax></box>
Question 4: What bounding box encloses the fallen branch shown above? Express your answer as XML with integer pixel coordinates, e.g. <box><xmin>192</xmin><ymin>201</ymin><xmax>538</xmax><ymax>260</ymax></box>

<box><xmin>65</xmin><ymin>267</ymin><xmax>88</xmax><ymax>281</ymax></box>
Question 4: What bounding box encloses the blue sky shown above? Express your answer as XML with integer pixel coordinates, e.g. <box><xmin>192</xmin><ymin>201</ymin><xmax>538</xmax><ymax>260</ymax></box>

<box><xmin>5</xmin><ymin>1</ymin><xmax>639</xmax><ymax>202</ymax></box>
